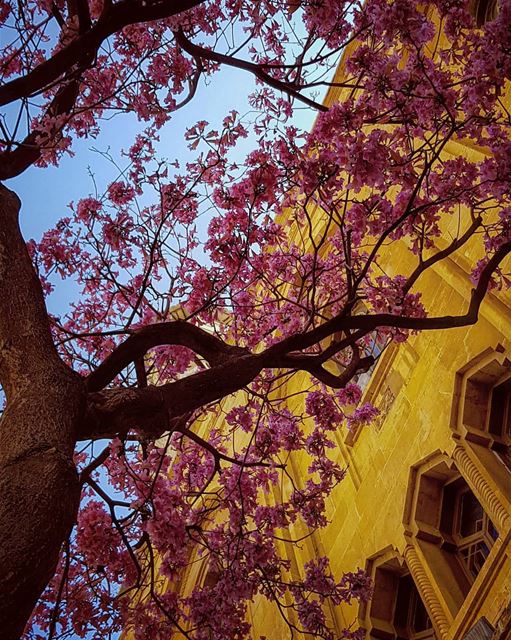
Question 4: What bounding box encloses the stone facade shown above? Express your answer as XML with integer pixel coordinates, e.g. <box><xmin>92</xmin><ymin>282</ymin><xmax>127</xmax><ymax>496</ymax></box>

<box><xmin>246</xmin><ymin>11</ymin><xmax>511</xmax><ymax>637</ymax></box>
<box><xmin>145</xmin><ymin>6</ymin><xmax>511</xmax><ymax>639</ymax></box>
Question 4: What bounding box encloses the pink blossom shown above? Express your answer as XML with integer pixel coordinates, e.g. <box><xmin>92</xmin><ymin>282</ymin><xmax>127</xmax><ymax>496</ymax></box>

<box><xmin>107</xmin><ymin>181</ymin><xmax>136</xmax><ymax>206</ymax></box>
<box><xmin>305</xmin><ymin>391</ymin><xmax>343</xmax><ymax>430</ymax></box>
<box><xmin>347</xmin><ymin>403</ymin><xmax>380</xmax><ymax>431</ymax></box>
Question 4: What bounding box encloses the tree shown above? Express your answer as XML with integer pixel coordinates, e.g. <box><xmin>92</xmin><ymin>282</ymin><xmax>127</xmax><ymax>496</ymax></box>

<box><xmin>1</xmin><ymin>0</ymin><xmax>511</xmax><ymax>638</ymax></box>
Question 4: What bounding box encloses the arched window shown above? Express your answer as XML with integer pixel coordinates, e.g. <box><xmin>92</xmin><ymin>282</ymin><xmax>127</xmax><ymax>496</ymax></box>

<box><xmin>449</xmin><ymin>348</ymin><xmax>511</xmax><ymax>559</ymax></box>
<box><xmin>451</xmin><ymin>349</ymin><xmax>511</xmax><ymax>470</ymax></box>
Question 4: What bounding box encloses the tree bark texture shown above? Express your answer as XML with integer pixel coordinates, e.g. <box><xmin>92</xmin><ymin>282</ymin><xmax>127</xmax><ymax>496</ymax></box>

<box><xmin>0</xmin><ymin>185</ymin><xmax>85</xmax><ymax>640</ymax></box>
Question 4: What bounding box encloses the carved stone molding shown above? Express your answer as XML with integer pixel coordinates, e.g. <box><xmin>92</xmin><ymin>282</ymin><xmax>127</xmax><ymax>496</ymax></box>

<box><xmin>452</xmin><ymin>445</ymin><xmax>510</xmax><ymax>534</ymax></box>
<box><xmin>450</xmin><ymin>346</ymin><xmax>511</xmax><ymax>440</ymax></box>
<box><xmin>403</xmin><ymin>543</ymin><xmax>450</xmax><ymax>638</ymax></box>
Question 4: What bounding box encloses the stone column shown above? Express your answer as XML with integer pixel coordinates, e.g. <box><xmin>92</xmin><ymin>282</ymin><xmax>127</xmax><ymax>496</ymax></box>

<box><xmin>452</xmin><ymin>445</ymin><xmax>510</xmax><ymax>534</ymax></box>
<box><xmin>404</xmin><ymin>543</ymin><xmax>450</xmax><ymax>638</ymax></box>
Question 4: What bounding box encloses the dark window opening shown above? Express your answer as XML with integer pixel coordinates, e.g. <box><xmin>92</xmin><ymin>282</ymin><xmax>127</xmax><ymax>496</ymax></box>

<box><xmin>488</xmin><ymin>378</ymin><xmax>511</xmax><ymax>440</ymax></box>
<box><xmin>394</xmin><ymin>574</ymin><xmax>433</xmax><ymax>639</ymax></box>
<box><xmin>369</xmin><ymin>565</ymin><xmax>435</xmax><ymax>640</ymax></box>
<box><xmin>474</xmin><ymin>0</ymin><xmax>499</xmax><ymax>26</ymax></box>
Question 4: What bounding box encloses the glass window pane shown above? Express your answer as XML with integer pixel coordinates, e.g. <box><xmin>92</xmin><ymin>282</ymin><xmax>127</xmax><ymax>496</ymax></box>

<box><xmin>460</xmin><ymin>541</ymin><xmax>490</xmax><ymax>579</ymax></box>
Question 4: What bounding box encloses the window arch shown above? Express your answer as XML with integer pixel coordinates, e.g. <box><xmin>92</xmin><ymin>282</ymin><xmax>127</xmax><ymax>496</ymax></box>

<box><xmin>451</xmin><ymin>349</ymin><xmax>511</xmax><ymax>455</ymax></box>
<box><xmin>450</xmin><ymin>348</ymin><xmax>511</xmax><ymax>499</ymax></box>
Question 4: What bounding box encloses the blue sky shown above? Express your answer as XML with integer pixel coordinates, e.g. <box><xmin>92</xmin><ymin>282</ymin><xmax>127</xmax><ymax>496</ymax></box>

<box><xmin>9</xmin><ymin>67</ymin><xmax>320</xmax><ymax>238</ymax></box>
<box><xmin>9</xmin><ymin>67</ymin><xmax>256</xmax><ymax>237</ymax></box>
<box><xmin>6</xmin><ymin>64</ymin><xmax>320</xmax><ymax>318</ymax></box>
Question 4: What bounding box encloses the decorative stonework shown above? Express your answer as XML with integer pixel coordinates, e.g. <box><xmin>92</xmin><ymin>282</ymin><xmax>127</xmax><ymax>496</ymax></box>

<box><xmin>450</xmin><ymin>347</ymin><xmax>511</xmax><ymax>440</ymax></box>
<box><xmin>403</xmin><ymin>543</ymin><xmax>450</xmax><ymax>638</ymax></box>
<box><xmin>452</xmin><ymin>445</ymin><xmax>511</xmax><ymax>534</ymax></box>
<box><xmin>362</xmin><ymin>546</ymin><xmax>443</xmax><ymax>639</ymax></box>
<box><xmin>401</xmin><ymin>450</ymin><xmax>508</xmax><ymax>631</ymax></box>
<box><xmin>372</xmin><ymin>385</ymin><xmax>396</xmax><ymax>432</ymax></box>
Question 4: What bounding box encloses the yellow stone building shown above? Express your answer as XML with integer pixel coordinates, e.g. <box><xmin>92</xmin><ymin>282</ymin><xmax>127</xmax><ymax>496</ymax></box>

<box><xmin>260</xmin><ymin>212</ymin><xmax>511</xmax><ymax>640</ymax></box>
<box><xmin>140</xmin><ymin>5</ymin><xmax>511</xmax><ymax>640</ymax></box>
<box><xmin>246</xmin><ymin>10</ymin><xmax>511</xmax><ymax>638</ymax></box>
<box><xmin>177</xmin><ymin>219</ymin><xmax>511</xmax><ymax>640</ymax></box>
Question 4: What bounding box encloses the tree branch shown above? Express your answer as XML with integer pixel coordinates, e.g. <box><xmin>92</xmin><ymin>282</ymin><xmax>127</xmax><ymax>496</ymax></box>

<box><xmin>85</xmin><ymin>320</ymin><xmax>249</xmax><ymax>392</ymax></box>
<box><xmin>0</xmin><ymin>0</ymin><xmax>207</xmax><ymax>108</ymax></box>
<box><xmin>267</xmin><ymin>240</ymin><xmax>511</xmax><ymax>356</ymax></box>
<box><xmin>81</xmin><ymin>241</ymin><xmax>511</xmax><ymax>442</ymax></box>
<box><xmin>180</xmin><ymin>425</ymin><xmax>276</xmax><ymax>469</ymax></box>
<box><xmin>403</xmin><ymin>215</ymin><xmax>482</xmax><ymax>294</ymax></box>
<box><xmin>278</xmin><ymin>352</ymin><xmax>374</xmax><ymax>389</ymax></box>
<box><xmin>174</xmin><ymin>30</ymin><xmax>329</xmax><ymax>112</ymax></box>
<box><xmin>82</xmin><ymin>352</ymin><xmax>264</xmax><ymax>440</ymax></box>
<box><xmin>0</xmin><ymin>74</ymin><xmax>84</xmax><ymax>179</ymax></box>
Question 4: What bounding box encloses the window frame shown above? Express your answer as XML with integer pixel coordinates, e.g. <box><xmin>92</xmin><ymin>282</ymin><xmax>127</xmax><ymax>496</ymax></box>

<box><xmin>440</xmin><ymin>479</ymin><xmax>498</xmax><ymax>585</ymax></box>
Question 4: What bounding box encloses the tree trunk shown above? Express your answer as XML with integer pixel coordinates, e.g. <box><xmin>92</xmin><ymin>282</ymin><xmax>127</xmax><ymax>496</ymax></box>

<box><xmin>0</xmin><ymin>185</ymin><xmax>84</xmax><ymax>639</ymax></box>
<box><xmin>0</xmin><ymin>403</ymin><xmax>82</xmax><ymax>640</ymax></box>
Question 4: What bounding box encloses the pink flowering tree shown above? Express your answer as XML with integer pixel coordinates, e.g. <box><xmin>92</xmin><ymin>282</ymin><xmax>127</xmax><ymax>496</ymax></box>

<box><xmin>1</xmin><ymin>0</ymin><xmax>511</xmax><ymax>638</ymax></box>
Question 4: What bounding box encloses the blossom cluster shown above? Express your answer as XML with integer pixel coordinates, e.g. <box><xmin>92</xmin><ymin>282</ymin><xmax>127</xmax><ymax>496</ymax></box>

<box><xmin>11</xmin><ymin>0</ymin><xmax>511</xmax><ymax>638</ymax></box>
